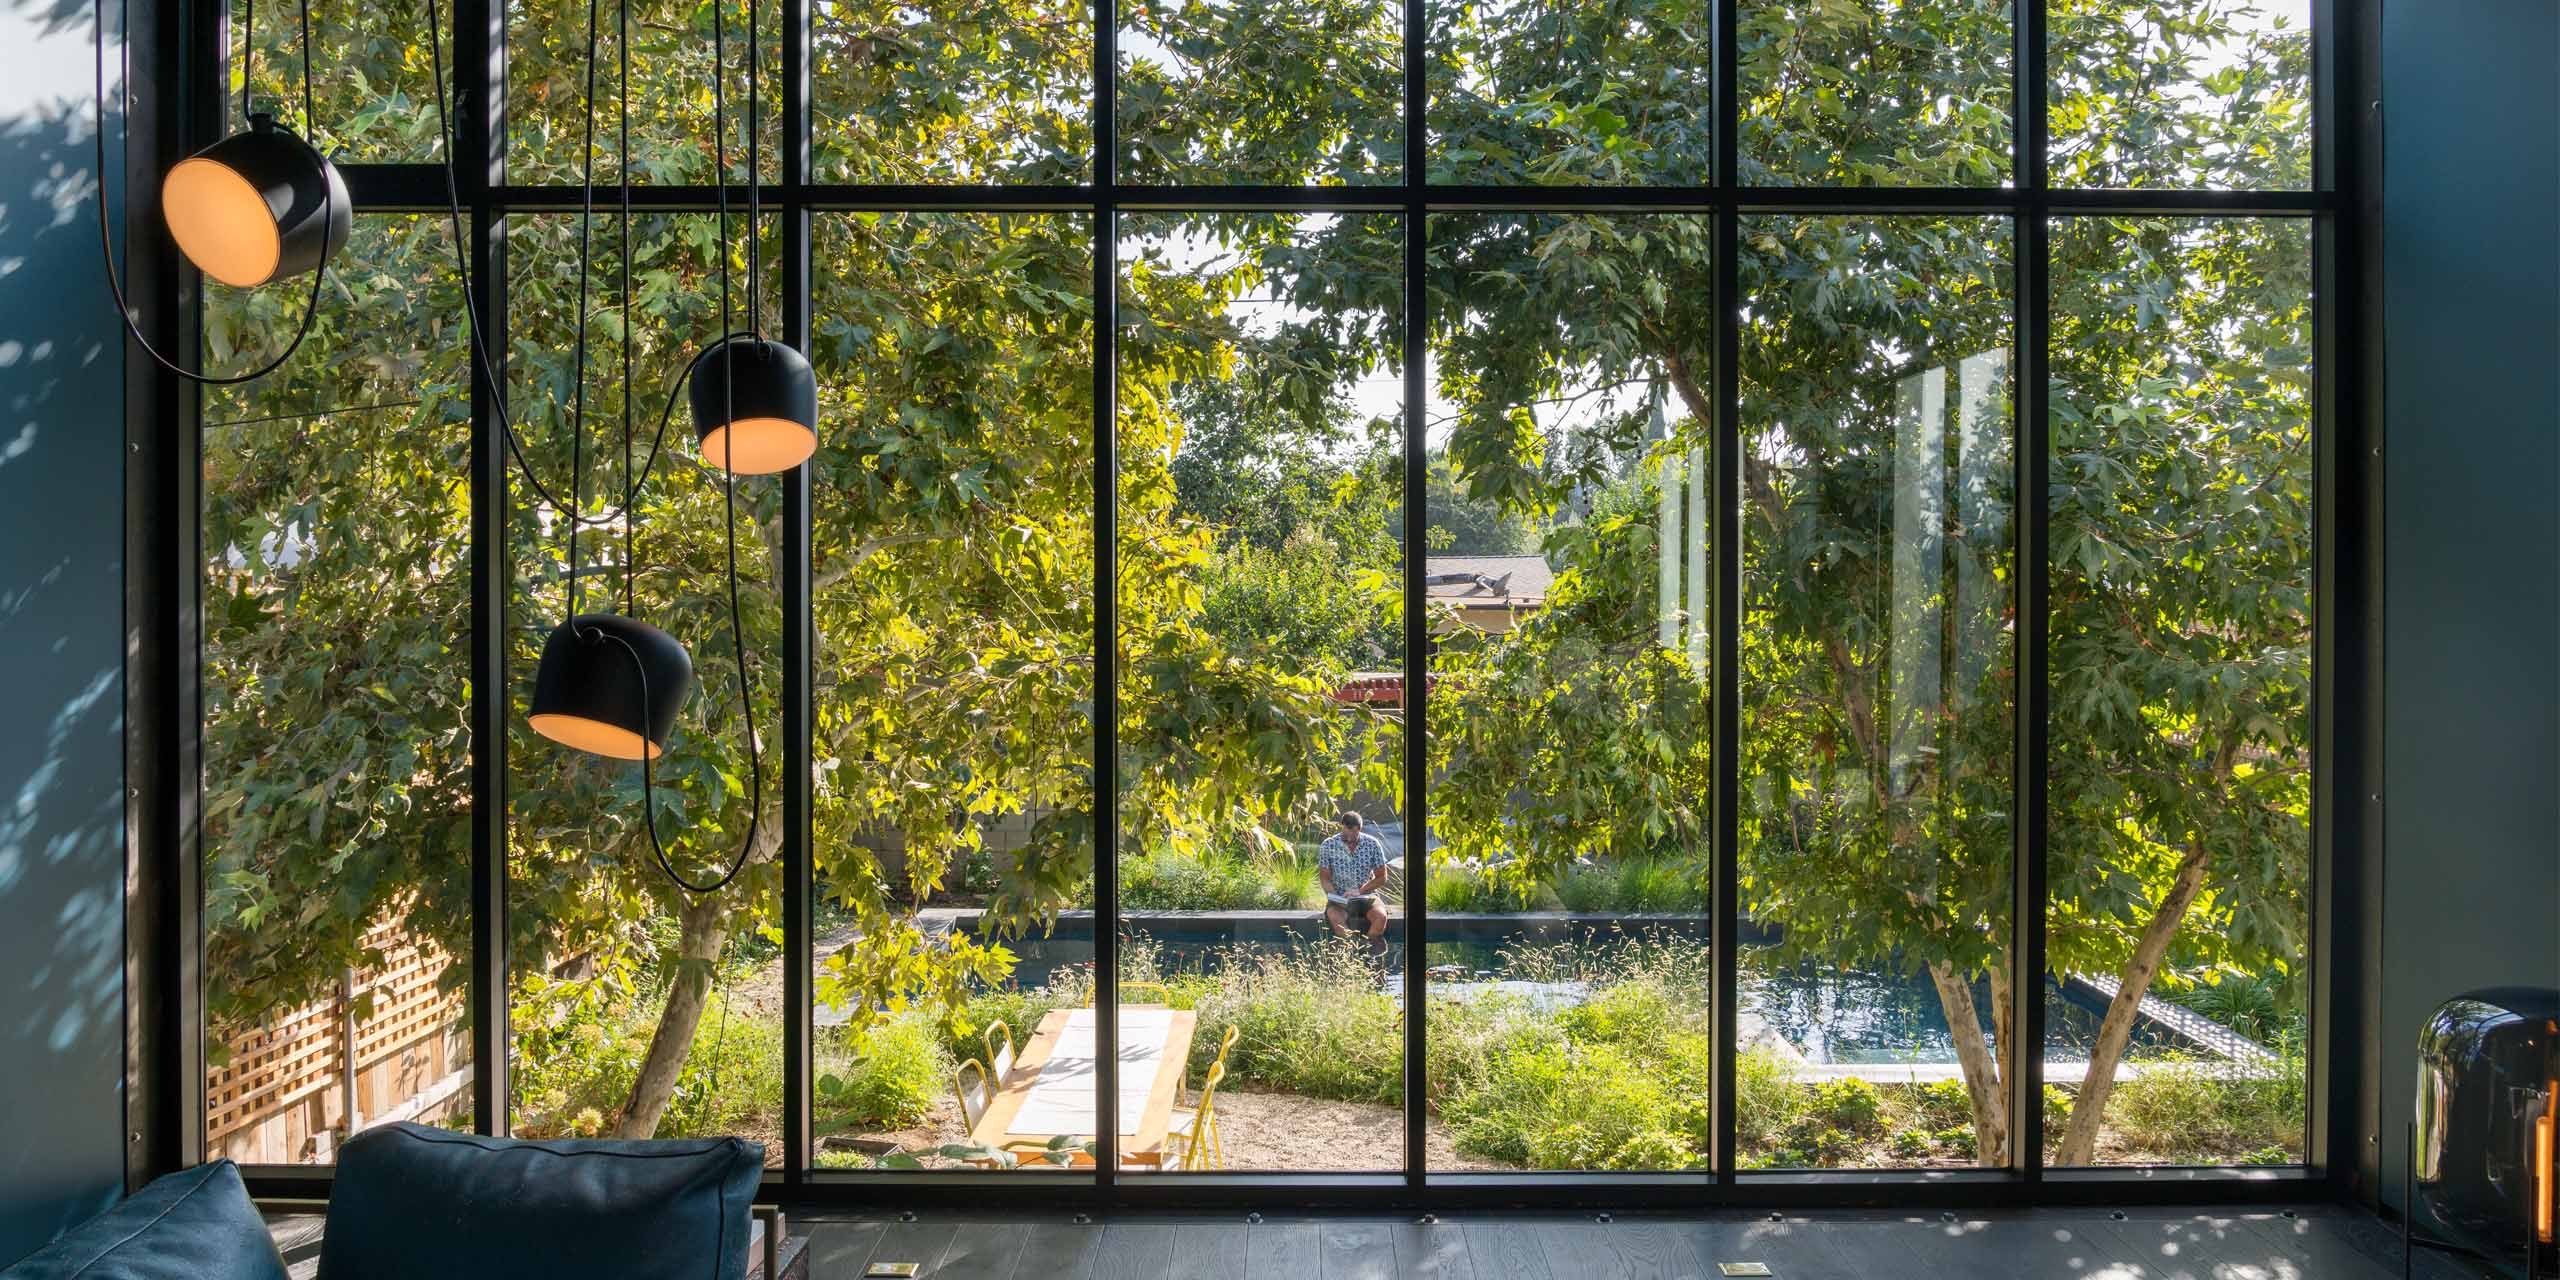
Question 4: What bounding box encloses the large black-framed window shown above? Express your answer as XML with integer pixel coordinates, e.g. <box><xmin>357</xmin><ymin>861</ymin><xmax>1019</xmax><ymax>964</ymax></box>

<box><xmin>152</xmin><ymin>0</ymin><xmax>2359</xmax><ymax>1204</ymax></box>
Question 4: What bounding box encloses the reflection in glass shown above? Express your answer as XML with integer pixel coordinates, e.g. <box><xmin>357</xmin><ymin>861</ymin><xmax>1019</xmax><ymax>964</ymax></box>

<box><xmin>2047</xmin><ymin>216</ymin><xmax>2312</xmax><ymax>1166</ymax></box>
<box><xmin>1739</xmin><ymin>0</ymin><xmax>2011</xmax><ymax>187</ymax></box>
<box><xmin>504</xmin><ymin>214</ymin><xmax>785</xmax><ymax>1163</ymax></box>
<box><xmin>808</xmin><ymin>212</ymin><xmax>1095</xmax><ymax>1173</ymax></box>
<box><xmin>1118</xmin><ymin>0</ymin><xmax>1404</xmax><ymax>185</ymax></box>
<box><xmin>1423</xmin><ymin>213</ymin><xmax>1716</xmax><ymax>1173</ymax></box>
<box><xmin>1115</xmin><ymin>212</ymin><xmax>1407</xmax><ymax>1171</ymax></box>
<box><xmin>1427</xmin><ymin>0</ymin><xmax>1713</xmax><ymax>186</ymax></box>
<box><xmin>1738</xmin><ymin>214</ymin><xmax>2015</xmax><ymax>1169</ymax></box>
<box><xmin>201</xmin><ymin>216</ymin><xmax>471</xmax><ymax>1163</ymax></box>
<box><xmin>2050</xmin><ymin>0</ymin><xmax>2312</xmax><ymax>190</ymax></box>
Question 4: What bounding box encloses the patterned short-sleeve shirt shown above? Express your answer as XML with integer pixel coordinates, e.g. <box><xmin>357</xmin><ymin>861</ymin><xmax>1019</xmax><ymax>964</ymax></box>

<box><xmin>1317</xmin><ymin>830</ymin><xmax>1387</xmax><ymax>897</ymax></box>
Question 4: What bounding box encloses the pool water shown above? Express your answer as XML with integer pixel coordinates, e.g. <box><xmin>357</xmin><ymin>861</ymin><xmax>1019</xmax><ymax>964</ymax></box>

<box><xmin>959</xmin><ymin>916</ymin><xmax>2191</xmax><ymax>1066</ymax></box>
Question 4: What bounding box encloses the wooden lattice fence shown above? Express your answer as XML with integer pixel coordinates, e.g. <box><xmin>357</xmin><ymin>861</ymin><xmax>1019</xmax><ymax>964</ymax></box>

<box><xmin>205</xmin><ymin>922</ymin><xmax>471</xmax><ymax>1164</ymax></box>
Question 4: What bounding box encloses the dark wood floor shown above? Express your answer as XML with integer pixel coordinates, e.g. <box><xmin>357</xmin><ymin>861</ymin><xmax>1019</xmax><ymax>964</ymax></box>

<box><xmin>271</xmin><ymin>1204</ymin><xmax>2504</xmax><ymax>1279</ymax></box>
<box><xmin>790</xmin><ymin>1208</ymin><xmax>2501</xmax><ymax>1280</ymax></box>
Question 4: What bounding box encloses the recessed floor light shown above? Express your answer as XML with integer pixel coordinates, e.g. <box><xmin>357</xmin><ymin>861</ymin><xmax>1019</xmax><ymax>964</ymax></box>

<box><xmin>865</xmin><ymin>1264</ymin><xmax>921</xmax><ymax>1278</ymax></box>
<box><xmin>1716</xmin><ymin>1264</ymin><xmax>1774</xmax><ymax>1277</ymax></box>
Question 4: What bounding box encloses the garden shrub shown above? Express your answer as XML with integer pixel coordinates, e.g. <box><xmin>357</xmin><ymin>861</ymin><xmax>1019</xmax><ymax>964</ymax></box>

<box><xmin>1188</xmin><ymin>945</ymin><xmax>1405</xmax><ymax>1104</ymax></box>
<box><xmin>817</xmin><ymin>1014</ymin><xmax>950</xmax><ymax>1129</ymax></box>
<box><xmin>2103</xmin><ymin>1053</ymin><xmax>2305</xmax><ymax>1161</ymax></box>
<box><xmin>1555</xmin><ymin>855</ymin><xmax>1711</xmax><ymax>914</ymax></box>
<box><xmin>1733</xmin><ymin>1046</ymin><xmax>1806</xmax><ymax>1151</ymax></box>
<box><xmin>1802</xmin><ymin>1078</ymin><xmax>1884</xmax><ymax>1139</ymax></box>
<box><xmin>510</xmin><ymin>967</ymin><xmax>783</xmax><ymax>1143</ymax></box>
<box><xmin>1910</xmin><ymin>1078</ymin><xmax>1974</xmax><ymax>1131</ymax></box>
<box><xmin>1446</xmin><ymin>1037</ymin><xmax>1704</xmax><ymax>1170</ymax></box>
<box><xmin>1122</xmin><ymin>844</ymin><xmax>1320</xmax><ymax>911</ymax></box>
<box><xmin>1427</xmin><ymin>867</ymin><xmax>1553</xmax><ymax>914</ymax></box>
<box><xmin>1609</xmin><ymin>1128</ymin><xmax>1700</xmax><ymax>1169</ymax></box>
<box><xmin>2164</xmin><ymin>971</ymin><xmax>2298</xmax><ymax>1047</ymax></box>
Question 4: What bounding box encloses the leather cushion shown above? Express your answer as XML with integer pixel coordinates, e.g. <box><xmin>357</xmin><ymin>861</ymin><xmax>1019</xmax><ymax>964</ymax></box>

<box><xmin>318</xmin><ymin>1123</ymin><xmax>763</xmax><ymax>1280</ymax></box>
<box><xmin>0</xmin><ymin>1161</ymin><xmax>285</xmax><ymax>1280</ymax></box>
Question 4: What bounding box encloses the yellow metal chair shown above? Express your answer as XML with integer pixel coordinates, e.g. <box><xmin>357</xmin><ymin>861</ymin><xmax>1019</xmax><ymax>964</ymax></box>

<box><xmin>983</xmin><ymin>1020</ymin><xmax>1016</xmax><ymax>1081</ymax></box>
<box><xmin>953</xmin><ymin>1058</ymin><xmax>991</xmax><ymax>1133</ymax></box>
<box><xmin>1164</xmin><ymin>1060</ymin><xmax>1228</xmax><ymax>1171</ymax></box>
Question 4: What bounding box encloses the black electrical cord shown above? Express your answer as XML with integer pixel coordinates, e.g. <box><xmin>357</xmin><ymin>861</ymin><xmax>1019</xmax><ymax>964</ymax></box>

<box><xmin>91</xmin><ymin>0</ymin><xmax>330</xmax><ymax>385</ymax></box>
<box><xmin>619</xmin><ymin>0</ymin><xmax>637</xmax><ymax>618</ymax></box>
<box><xmin>620</xmin><ymin>0</ymin><xmax>764</xmax><ymax>898</ymax></box>
<box><xmin>564</xmin><ymin>0</ymin><xmax>602</xmax><ymax>624</ymax></box>
<box><xmin>421</xmin><ymin>0</ymin><xmax>678</xmax><ymax>529</ymax></box>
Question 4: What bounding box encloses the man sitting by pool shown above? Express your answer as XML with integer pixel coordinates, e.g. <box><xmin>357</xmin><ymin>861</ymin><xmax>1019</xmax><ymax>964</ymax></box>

<box><xmin>1317</xmin><ymin>811</ymin><xmax>1391</xmax><ymax>943</ymax></box>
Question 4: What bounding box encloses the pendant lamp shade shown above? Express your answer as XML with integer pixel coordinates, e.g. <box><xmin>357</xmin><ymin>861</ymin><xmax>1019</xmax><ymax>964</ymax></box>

<box><xmin>529</xmin><ymin>613</ymin><xmax>693</xmax><ymax>761</ymax></box>
<box><xmin>160</xmin><ymin>114</ymin><xmax>351</xmax><ymax>289</ymax></box>
<box><xmin>689</xmin><ymin>337</ymin><xmax>819</xmax><ymax>475</ymax></box>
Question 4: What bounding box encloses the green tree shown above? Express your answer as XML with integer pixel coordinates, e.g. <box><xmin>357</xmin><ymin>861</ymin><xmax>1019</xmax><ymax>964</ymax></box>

<box><xmin>200</xmin><ymin>0</ymin><xmax>2314</xmax><ymax>1167</ymax></box>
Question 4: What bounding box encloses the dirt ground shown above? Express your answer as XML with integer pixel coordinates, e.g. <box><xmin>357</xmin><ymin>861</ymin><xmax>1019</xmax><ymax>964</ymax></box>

<box><xmin>825</xmin><ymin>1084</ymin><xmax>1509</xmax><ymax>1173</ymax></box>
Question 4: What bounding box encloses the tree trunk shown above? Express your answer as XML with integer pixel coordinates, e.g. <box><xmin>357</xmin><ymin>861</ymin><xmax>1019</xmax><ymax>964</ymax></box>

<box><xmin>613</xmin><ymin>894</ymin><xmax>733</xmax><ymax>1139</ymax></box>
<box><xmin>2053</xmin><ymin>837</ymin><xmax>2215</xmax><ymax>1165</ymax></box>
<box><xmin>1928</xmin><ymin>958</ymin><xmax>2008</xmax><ymax>1166</ymax></box>
<box><xmin>1987</xmin><ymin>955</ymin><xmax>2018</xmax><ymax>1159</ymax></box>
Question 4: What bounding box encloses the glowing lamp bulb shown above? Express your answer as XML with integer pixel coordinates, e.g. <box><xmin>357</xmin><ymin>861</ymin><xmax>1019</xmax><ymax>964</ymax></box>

<box><xmin>688</xmin><ymin>337</ymin><xmax>819</xmax><ymax>475</ymax></box>
<box><xmin>528</xmin><ymin>614</ymin><xmax>693</xmax><ymax>761</ymax></box>
<box><xmin>160</xmin><ymin>114</ymin><xmax>349</xmax><ymax>289</ymax></box>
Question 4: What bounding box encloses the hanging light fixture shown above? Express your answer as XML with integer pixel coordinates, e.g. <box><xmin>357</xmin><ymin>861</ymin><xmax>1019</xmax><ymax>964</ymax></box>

<box><xmin>517</xmin><ymin>0</ymin><xmax>693</xmax><ymax>766</ymax></box>
<box><xmin>422</xmin><ymin>0</ymin><xmax>763</xmax><ymax>896</ymax></box>
<box><xmin>689</xmin><ymin>336</ymin><xmax>818</xmax><ymax>474</ymax></box>
<box><xmin>528</xmin><ymin>614</ymin><xmax>692</xmax><ymax>759</ymax></box>
<box><xmin>161</xmin><ymin>111</ymin><xmax>350</xmax><ymax>288</ymax></box>
<box><xmin>684</xmin><ymin>0</ymin><xmax>818</xmax><ymax>478</ymax></box>
<box><xmin>93</xmin><ymin>0</ymin><xmax>335</xmax><ymax>381</ymax></box>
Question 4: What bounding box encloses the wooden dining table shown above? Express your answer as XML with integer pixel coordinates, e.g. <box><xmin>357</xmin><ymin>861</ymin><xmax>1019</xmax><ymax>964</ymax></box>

<box><xmin>967</xmin><ymin>1006</ymin><xmax>1197</xmax><ymax>1166</ymax></box>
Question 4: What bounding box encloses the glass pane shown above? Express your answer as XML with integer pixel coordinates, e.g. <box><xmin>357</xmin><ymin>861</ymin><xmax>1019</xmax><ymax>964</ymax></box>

<box><xmin>2047</xmin><ymin>215</ymin><xmax>2312</xmax><ymax>1166</ymax></box>
<box><xmin>1117</xmin><ymin>0</ymin><xmax>1404</xmax><ymax>185</ymax></box>
<box><xmin>509</xmin><ymin>0</ymin><xmax>782</xmax><ymax>184</ymax></box>
<box><xmin>1427</xmin><ymin>0</ymin><xmax>1714</xmax><ymax>186</ymax></box>
<box><xmin>811</xmin><ymin>0</ymin><xmax>1092</xmax><ymax>183</ymax></box>
<box><xmin>1424</xmin><ymin>212</ymin><xmax>1717</xmax><ymax>1173</ymax></box>
<box><xmin>803</xmin><ymin>211</ymin><xmax>1094</xmax><ymax>1174</ymax></box>
<box><xmin>233</xmin><ymin>0</ymin><xmax>446</xmax><ymax>160</ymax></box>
<box><xmin>1737</xmin><ymin>214</ymin><xmax>2016</xmax><ymax>1170</ymax></box>
<box><xmin>1739</xmin><ymin>0</ymin><xmax>2012</xmax><ymax>187</ymax></box>
<box><xmin>201</xmin><ymin>215</ymin><xmax>471</xmax><ymax>1163</ymax></box>
<box><xmin>505</xmin><ymin>213</ymin><xmax>786</xmax><ymax>1163</ymax></box>
<box><xmin>1114</xmin><ymin>212</ymin><xmax>1406</xmax><ymax>1172</ymax></box>
<box><xmin>2050</xmin><ymin>1</ymin><xmax>2312</xmax><ymax>191</ymax></box>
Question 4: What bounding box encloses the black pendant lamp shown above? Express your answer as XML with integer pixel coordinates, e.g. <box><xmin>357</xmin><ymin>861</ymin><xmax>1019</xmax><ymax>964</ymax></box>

<box><xmin>162</xmin><ymin>112</ymin><xmax>351</xmax><ymax>288</ymax></box>
<box><xmin>523</xmin><ymin>0</ymin><xmax>698</xmax><ymax>766</ymax></box>
<box><xmin>689</xmin><ymin>336</ymin><xmax>818</xmax><ymax>474</ymax></box>
<box><xmin>683</xmin><ymin>0</ymin><xmax>817</xmax><ymax>478</ymax></box>
<box><xmin>529</xmin><ymin>614</ymin><xmax>693</xmax><ymax>760</ymax></box>
<box><xmin>92</xmin><ymin>0</ymin><xmax>338</xmax><ymax>383</ymax></box>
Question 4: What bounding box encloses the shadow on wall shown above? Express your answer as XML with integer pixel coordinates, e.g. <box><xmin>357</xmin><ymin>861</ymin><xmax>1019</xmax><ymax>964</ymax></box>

<box><xmin>0</xmin><ymin>0</ymin><xmax>133</xmax><ymax>1258</ymax></box>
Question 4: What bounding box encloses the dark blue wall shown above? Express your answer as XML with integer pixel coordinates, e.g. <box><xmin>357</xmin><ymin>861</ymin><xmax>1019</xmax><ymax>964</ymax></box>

<box><xmin>0</xmin><ymin>4</ymin><xmax>131</xmax><ymax>1263</ymax></box>
<box><xmin>2377</xmin><ymin>0</ymin><xmax>2560</xmax><ymax>1210</ymax></box>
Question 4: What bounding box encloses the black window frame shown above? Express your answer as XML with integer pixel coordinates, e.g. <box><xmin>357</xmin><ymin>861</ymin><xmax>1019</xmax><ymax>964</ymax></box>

<box><xmin>118</xmin><ymin>0</ymin><xmax>2380</xmax><ymax>1210</ymax></box>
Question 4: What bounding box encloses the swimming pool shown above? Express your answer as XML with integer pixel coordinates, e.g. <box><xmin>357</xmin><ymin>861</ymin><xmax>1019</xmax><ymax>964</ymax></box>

<box><xmin>928</xmin><ymin>910</ymin><xmax>2203</xmax><ymax>1066</ymax></box>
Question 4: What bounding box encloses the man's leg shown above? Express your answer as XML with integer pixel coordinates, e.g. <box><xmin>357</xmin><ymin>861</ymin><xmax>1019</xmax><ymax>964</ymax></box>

<box><xmin>1366</xmin><ymin>905</ymin><xmax>1388</xmax><ymax>941</ymax></box>
<box><xmin>1325</xmin><ymin>903</ymin><xmax>1350</xmax><ymax>937</ymax></box>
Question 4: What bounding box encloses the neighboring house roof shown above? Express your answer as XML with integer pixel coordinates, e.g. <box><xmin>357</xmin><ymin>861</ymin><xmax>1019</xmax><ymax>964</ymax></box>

<box><xmin>1423</xmin><ymin>554</ymin><xmax>1552</xmax><ymax>609</ymax></box>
